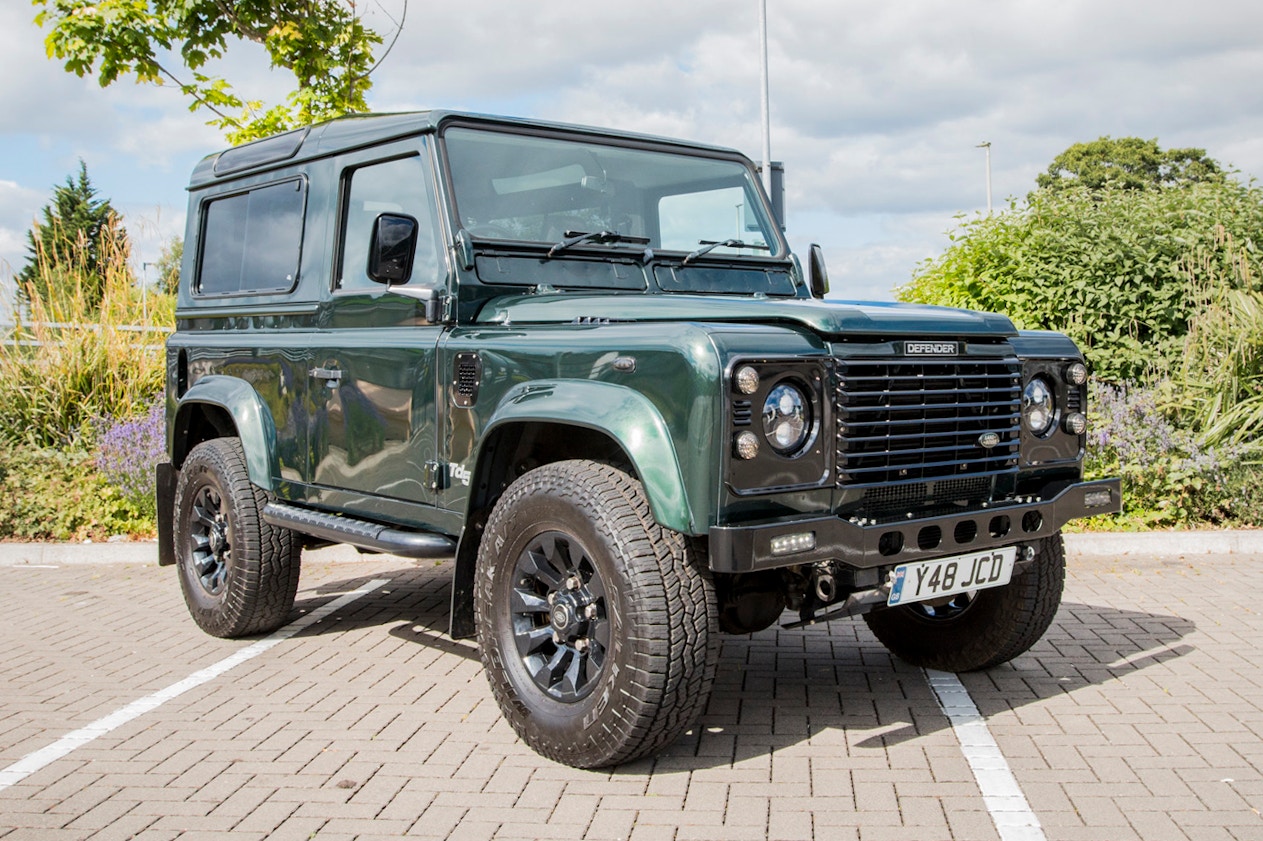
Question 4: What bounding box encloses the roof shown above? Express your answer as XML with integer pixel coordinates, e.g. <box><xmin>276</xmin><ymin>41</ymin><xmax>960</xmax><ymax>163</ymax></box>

<box><xmin>187</xmin><ymin>110</ymin><xmax>745</xmax><ymax>189</ymax></box>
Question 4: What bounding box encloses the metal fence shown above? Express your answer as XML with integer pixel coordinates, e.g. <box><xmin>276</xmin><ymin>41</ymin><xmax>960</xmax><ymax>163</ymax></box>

<box><xmin>0</xmin><ymin>321</ymin><xmax>172</xmax><ymax>350</ymax></box>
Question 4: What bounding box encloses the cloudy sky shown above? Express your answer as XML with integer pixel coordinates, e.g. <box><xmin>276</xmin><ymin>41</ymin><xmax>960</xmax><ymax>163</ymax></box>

<box><xmin>3</xmin><ymin>0</ymin><xmax>1263</xmax><ymax>311</ymax></box>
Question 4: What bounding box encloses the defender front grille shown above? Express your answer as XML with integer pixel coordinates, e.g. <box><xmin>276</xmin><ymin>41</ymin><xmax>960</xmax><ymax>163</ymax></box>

<box><xmin>835</xmin><ymin>357</ymin><xmax>1021</xmax><ymax>489</ymax></box>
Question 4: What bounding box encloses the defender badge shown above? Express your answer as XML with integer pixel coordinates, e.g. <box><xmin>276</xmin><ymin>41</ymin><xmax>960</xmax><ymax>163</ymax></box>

<box><xmin>977</xmin><ymin>432</ymin><xmax>1000</xmax><ymax>449</ymax></box>
<box><xmin>904</xmin><ymin>341</ymin><xmax>958</xmax><ymax>355</ymax></box>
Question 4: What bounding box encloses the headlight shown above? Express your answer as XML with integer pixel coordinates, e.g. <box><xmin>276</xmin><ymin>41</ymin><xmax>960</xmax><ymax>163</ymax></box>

<box><xmin>763</xmin><ymin>382</ymin><xmax>811</xmax><ymax>455</ymax></box>
<box><xmin>1022</xmin><ymin>376</ymin><xmax>1056</xmax><ymax>436</ymax></box>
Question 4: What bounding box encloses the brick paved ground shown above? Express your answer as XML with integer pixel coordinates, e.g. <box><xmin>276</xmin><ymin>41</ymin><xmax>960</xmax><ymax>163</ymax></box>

<box><xmin>0</xmin><ymin>546</ymin><xmax>1260</xmax><ymax>840</ymax></box>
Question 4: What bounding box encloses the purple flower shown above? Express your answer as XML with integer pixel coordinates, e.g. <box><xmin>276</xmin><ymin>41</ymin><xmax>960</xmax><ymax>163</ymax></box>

<box><xmin>94</xmin><ymin>401</ymin><xmax>165</xmax><ymax>509</ymax></box>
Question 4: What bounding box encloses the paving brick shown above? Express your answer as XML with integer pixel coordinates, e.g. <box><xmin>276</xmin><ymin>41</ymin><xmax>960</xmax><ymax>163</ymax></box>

<box><xmin>6</xmin><ymin>553</ymin><xmax>1263</xmax><ymax>841</ymax></box>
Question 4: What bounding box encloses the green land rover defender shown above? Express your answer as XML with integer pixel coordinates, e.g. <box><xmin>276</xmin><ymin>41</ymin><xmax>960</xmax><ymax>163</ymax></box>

<box><xmin>157</xmin><ymin>111</ymin><xmax>1121</xmax><ymax>768</ymax></box>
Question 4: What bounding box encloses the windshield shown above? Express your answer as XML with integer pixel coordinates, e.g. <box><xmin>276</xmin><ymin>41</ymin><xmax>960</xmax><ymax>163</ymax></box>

<box><xmin>443</xmin><ymin>127</ymin><xmax>781</xmax><ymax>259</ymax></box>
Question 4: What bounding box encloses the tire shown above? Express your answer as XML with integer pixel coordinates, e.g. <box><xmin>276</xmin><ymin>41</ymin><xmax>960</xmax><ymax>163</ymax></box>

<box><xmin>863</xmin><ymin>533</ymin><xmax>1065</xmax><ymax>672</ymax></box>
<box><xmin>174</xmin><ymin>438</ymin><xmax>302</xmax><ymax>638</ymax></box>
<box><xmin>474</xmin><ymin>460</ymin><xmax>719</xmax><ymax>768</ymax></box>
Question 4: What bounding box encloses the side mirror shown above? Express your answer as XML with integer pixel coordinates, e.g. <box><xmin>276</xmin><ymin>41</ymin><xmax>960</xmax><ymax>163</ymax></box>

<box><xmin>368</xmin><ymin>213</ymin><xmax>418</xmax><ymax>285</ymax></box>
<box><xmin>808</xmin><ymin>243</ymin><xmax>829</xmax><ymax>299</ymax></box>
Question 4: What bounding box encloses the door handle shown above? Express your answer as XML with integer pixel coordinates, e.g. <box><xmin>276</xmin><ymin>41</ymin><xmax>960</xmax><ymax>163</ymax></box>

<box><xmin>310</xmin><ymin>367</ymin><xmax>342</xmax><ymax>387</ymax></box>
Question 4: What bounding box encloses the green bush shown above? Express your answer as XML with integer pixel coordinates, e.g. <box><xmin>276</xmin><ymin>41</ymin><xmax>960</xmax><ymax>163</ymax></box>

<box><xmin>898</xmin><ymin>180</ymin><xmax>1263</xmax><ymax>383</ymax></box>
<box><xmin>0</xmin><ymin>448</ymin><xmax>154</xmax><ymax>541</ymax></box>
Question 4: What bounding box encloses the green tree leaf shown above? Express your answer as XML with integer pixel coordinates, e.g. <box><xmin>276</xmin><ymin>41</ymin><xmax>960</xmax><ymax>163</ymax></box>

<box><xmin>32</xmin><ymin>0</ymin><xmax>384</xmax><ymax>143</ymax></box>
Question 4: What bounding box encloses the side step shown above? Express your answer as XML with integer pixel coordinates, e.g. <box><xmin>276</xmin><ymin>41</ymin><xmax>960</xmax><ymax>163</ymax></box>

<box><xmin>262</xmin><ymin>502</ymin><xmax>456</xmax><ymax>559</ymax></box>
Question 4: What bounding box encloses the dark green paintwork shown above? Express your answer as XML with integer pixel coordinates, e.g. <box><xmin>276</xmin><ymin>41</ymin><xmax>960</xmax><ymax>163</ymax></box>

<box><xmin>483</xmin><ymin>380</ymin><xmax>691</xmax><ymax>531</ymax></box>
<box><xmin>175</xmin><ymin>375</ymin><xmax>281</xmax><ymax>490</ymax></box>
<box><xmin>476</xmin><ymin>293</ymin><xmax>1019</xmax><ymax>337</ymax></box>
<box><xmin>167</xmin><ymin>110</ymin><xmax>1087</xmax><ymax>553</ymax></box>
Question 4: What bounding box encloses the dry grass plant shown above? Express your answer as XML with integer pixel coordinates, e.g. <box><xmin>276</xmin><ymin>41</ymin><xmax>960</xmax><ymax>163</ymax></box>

<box><xmin>0</xmin><ymin>221</ymin><xmax>172</xmax><ymax>448</ymax></box>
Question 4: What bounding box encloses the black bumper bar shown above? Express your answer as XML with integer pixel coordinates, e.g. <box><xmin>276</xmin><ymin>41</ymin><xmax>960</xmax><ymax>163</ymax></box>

<box><xmin>709</xmin><ymin>478</ymin><xmax>1121</xmax><ymax>574</ymax></box>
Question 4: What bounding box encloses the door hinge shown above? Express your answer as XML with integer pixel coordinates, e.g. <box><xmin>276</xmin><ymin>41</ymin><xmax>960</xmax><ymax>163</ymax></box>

<box><xmin>425</xmin><ymin>460</ymin><xmax>449</xmax><ymax>492</ymax></box>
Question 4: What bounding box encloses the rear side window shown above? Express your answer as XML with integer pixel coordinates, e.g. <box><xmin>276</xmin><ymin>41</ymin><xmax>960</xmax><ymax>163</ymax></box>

<box><xmin>198</xmin><ymin>178</ymin><xmax>306</xmax><ymax>296</ymax></box>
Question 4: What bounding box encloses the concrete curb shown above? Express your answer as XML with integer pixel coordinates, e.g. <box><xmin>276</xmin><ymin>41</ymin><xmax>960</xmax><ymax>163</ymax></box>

<box><xmin>1063</xmin><ymin>529</ymin><xmax>1263</xmax><ymax>556</ymax></box>
<box><xmin>1</xmin><ymin>531</ymin><xmax>1261</xmax><ymax>566</ymax></box>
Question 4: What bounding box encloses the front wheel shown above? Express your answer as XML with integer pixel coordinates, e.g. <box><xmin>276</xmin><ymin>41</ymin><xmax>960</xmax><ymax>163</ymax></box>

<box><xmin>174</xmin><ymin>437</ymin><xmax>301</xmax><ymax>638</ymax></box>
<box><xmin>863</xmin><ymin>533</ymin><xmax>1065</xmax><ymax>671</ymax></box>
<box><xmin>475</xmin><ymin>460</ymin><xmax>719</xmax><ymax>768</ymax></box>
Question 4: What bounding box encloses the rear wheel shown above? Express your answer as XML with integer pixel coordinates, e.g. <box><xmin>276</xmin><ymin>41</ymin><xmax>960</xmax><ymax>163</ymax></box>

<box><xmin>174</xmin><ymin>438</ymin><xmax>301</xmax><ymax>638</ymax></box>
<box><xmin>475</xmin><ymin>460</ymin><xmax>718</xmax><ymax>768</ymax></box>
<box><xmin>864</xmin><ymin>533</ymin><xmax>1065</xmax><ymax>671</ymax></box>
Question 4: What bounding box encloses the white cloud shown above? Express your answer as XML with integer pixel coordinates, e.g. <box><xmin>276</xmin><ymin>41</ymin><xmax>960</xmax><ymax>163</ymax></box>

<box><xmin>0</xmin><ymin>179</ymin><xmax>45</xmax><ymax>283</ymax></box>
<box><xmin>6</xmin><ymin>0</ymin><xmax>1263</xmax><ymax>309</ymax></box>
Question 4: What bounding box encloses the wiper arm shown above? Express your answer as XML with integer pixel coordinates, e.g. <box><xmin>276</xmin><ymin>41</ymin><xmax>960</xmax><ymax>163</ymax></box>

<box><xmin>547</xmin><ymin>229</ymin><xmax>651</xmax><ymax>258</ymax></box>
<box><xmin>683</xmin><ymin>239</ymin><xmax>772</xmax><ymax>264</ymax></box>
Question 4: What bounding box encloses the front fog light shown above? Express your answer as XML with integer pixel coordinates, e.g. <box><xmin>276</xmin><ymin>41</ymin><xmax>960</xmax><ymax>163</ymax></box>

<box><xmin>771</xmin><ymin>532</ymin><xmax>817</xmax><ymax>557</ymax></box>
<box><xmin>735</xmin><ymin>431</ymin><xmax>760</xmax><ymax>460</ymax></box>
<box><xmin>1064</xmin><ymin>412</ymin><xmax>1087</xmax><ymax>435</ymax></box>
<box><xmin>1084</xmin><ymin>488</ymin><xmax>1113</xmax><ymax>508</ymax></box>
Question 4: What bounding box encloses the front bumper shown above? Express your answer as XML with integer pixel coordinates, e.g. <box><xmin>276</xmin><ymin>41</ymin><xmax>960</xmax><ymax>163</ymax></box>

<box><xmin>708</xmin><ymin>477</ymin><xmax>1121</xmax><ymax>574</ymax></box>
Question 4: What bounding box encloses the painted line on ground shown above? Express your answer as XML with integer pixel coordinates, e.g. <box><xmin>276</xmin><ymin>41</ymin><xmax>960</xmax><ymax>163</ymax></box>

<box><xmin>0</xmin><ymin>578</ymin><xmax>390</xmax><ymax>793</ymax></box>
<box><xmin>925</xmin><ymin>668</ymin><xmax>1046</xmax><ymax>841</ymax></box>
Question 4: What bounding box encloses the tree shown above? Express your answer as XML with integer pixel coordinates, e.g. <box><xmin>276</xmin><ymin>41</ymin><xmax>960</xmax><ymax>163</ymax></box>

<box><xmin>19</xmin><ymin>160</ymin><xmax>128</xmax><ymax>310</ymax></box>
<box><xmin>33</xmin><ymin>1</ymin><xmax>391</xmax><ymax>144</ymax></box>
<box><xmin>898</xmin><ymin>179</ymin><xmax>1263</xmax><ymax>383</ymax></box>
<box><xmin>1036</xmin><ymin>136</ymin><xmax>1225</xmax><ymax>192</ymax></box>
<box><xmin>153</xmin><ymin>236</ymin><xmax>182</xmax><ymax>296</ymax></box>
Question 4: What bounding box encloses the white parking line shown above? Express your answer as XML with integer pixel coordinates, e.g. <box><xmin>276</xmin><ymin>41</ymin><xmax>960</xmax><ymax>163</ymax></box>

<box><xmin>925</xmin><ymin>669</ymin><xmax>1046</xmax><ymax>841</ymax></box>
<box><xmin>0</xmin><ymin>578</ymin><xmax>390</xmax><ymax>793</ymax></box>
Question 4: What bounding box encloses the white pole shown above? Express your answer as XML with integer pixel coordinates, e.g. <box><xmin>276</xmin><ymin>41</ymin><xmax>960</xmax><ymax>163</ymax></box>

<box><xmin>759</xmin><ymin>0</ymin><xmax>772</xmax><ymax>195</ymax></box>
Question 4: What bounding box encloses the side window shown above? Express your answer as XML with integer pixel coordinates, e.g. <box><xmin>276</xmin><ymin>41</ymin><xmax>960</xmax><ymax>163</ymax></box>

<box><xmin>198</xmin><ymin>178</ymin><xmax>305</xmax><ymax>296</ymax></box>
<box><xmin>339</xmin><ymin>155</ymin><xmax>443</xmax><ymax>290</ymax></box>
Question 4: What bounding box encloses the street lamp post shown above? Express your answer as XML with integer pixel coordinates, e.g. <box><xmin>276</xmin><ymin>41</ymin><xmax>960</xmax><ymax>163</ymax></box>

<box><xmin>758</xmin><ymin>0</ymin><xmax>772</xmax><ymax>195</ymax></box>
<box><xmin>977</xmin><ymin>141</ymin><xmax>992</xmax><ymax>214</ymax></box>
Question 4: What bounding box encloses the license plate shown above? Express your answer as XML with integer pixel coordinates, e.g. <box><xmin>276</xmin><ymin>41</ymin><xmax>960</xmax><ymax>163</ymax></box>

<box><xmin>887</xmin><ymin>546</ymin><xmax>1016</xmax><ymax>606</ymax></box>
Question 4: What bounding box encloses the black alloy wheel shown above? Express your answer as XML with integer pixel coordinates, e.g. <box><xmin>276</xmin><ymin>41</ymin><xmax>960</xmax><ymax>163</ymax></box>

<box><xmin>510</xmin><ymin>531</ymin><xmax>612</xmax><ymax>702</ymax></box>
<box><xmin>174</xmin><ymin>437</ymin><xmax>301</xmax><ymax>638</ymax></box>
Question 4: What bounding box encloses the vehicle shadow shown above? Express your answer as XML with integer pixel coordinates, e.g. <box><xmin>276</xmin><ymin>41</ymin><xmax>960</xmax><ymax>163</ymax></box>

<box><xmin>289</xmin><ymin>559</ymin><xmax>1196</xmax><ymax>773</ymax></box>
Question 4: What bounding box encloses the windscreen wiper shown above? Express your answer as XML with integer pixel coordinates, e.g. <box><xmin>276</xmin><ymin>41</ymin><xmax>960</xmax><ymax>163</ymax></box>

<box><xmin>547</xmin><ymin>229</ymin><xmax>651</xmax><ymax>258</ymax></box>
<box><xmin>682</xmin><ymin>239</ymin><xmax>772</xmax><ymax>264</ymax></box>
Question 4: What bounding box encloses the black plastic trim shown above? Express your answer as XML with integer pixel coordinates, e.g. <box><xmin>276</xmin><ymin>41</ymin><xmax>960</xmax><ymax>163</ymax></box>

<box><xmin>263</xmin><ymin>502</ymin><xmax>456</xmax><ymax>558</ymax></box>
<box><xmin>709</xmin><ymin>477</ymin><xmax>1121</xmax><ymax>573</ymax></box>
<box><xmin>156</xmin><ymin>463</ymin><xmax>177</xmax><ymax>566</ymax></box>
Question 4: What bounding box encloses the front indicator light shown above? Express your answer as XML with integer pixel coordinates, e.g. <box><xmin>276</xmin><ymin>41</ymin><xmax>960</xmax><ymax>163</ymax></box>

<box><xmin>735</xmin><ymin>365</ymin><xmax>760</xmax><ymax>395</ymax></box>
<box><xmin>1064</xmin><ymin>412</ymin><xmax>1087</xmax><ymax>435</ymax></box>
<box><xmin>735</xmin><ymin>431</ymin><xmax>760</xmax><ymax>460</ymax></box>
<box><xmin>771</xmin><ymin>532</ymin><xmax>817</xmax><ymax>556</ymax></box>
<box><xmin>1066</xmin><ymin>362</ymin><xmax>1088</xmax><ymax>385</ymax></box>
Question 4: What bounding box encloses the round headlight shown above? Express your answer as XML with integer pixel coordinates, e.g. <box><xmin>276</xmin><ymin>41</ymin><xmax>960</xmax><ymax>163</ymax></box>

<box><xmin>762</xmin><ymin>382</ymin><xmax>811</xmax><ymax>455</ymax></box>
<box><xmin>1022</xmin><ymin>376</ymin><xmax>1056</xmax><ymax>436</ymax></box>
